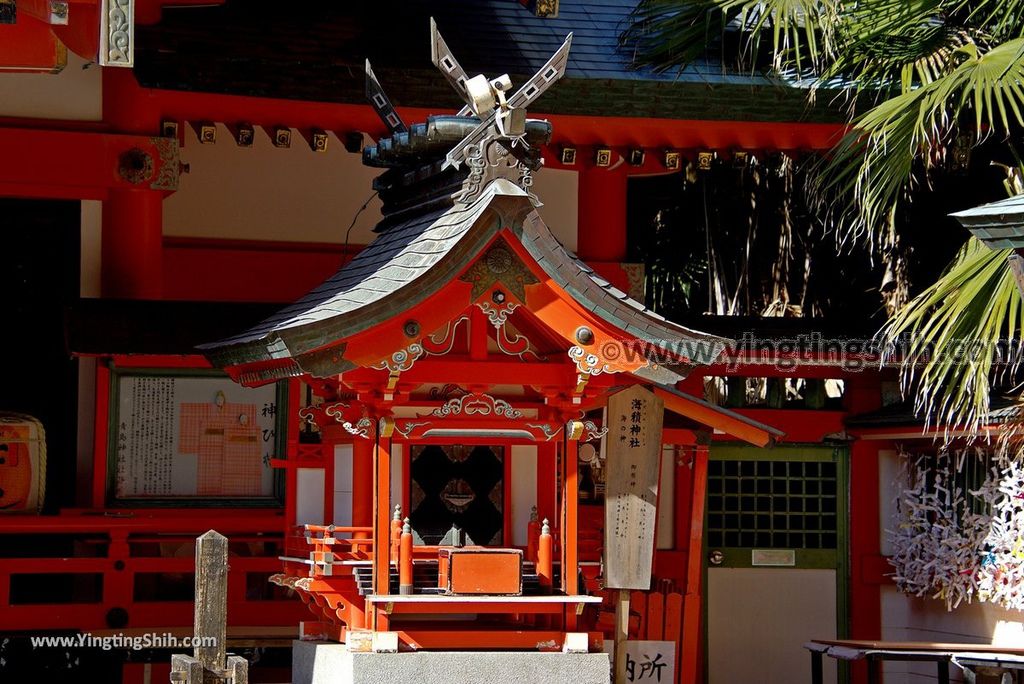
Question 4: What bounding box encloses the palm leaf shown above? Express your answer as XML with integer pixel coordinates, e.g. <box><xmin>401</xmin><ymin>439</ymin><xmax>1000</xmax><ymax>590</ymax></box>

<box><xmin>955</xmin><ymin>0</ymin><xmax>1024</xmax><ymax>41</ymax></box>
<box><xmin>815</xmin><ymin>38</ymin><xmax>1024</xmax><ymax>248</ymax></box>
<box><xmin>879</xmin><ymin>238</ymin><xmax>1024</xmax><ymax>433</ymax></box>
<box><xmin>620</xmin><ymin>0</ymin><xmax>835</xmax><ymax>74</ymax></box>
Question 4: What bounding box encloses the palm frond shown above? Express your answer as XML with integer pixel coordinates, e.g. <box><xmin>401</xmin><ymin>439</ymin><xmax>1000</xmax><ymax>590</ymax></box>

<box><xmin>620</xmin><ymin>0</ymin><xmax>835</xmax><ymax>74</ymax></box>
<box><xmin>952</xmin><ymin>0</ymin><xmax>1024</xmax><ymax>42</ymax></box>
<box><xmin>815</xmin><ymin>38</ymin><xmax>1024</xmax><ymax>247</ymax></box>
<box><xmin>879</xmin><ymin>238</ymin><xmax>1024</xmax><ymax>434</ymax></box>
<box><xmin>822</xmin><ymin>0</ymin><xmax>953</xmax><ymax>89</ymax></box>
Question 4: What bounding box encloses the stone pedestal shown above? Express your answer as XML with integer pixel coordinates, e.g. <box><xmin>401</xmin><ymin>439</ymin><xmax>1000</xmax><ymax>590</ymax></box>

<box><xmin>292</xmin><ymin>640</ymin><xmax>611</xmax><ymax>684</ymax></box>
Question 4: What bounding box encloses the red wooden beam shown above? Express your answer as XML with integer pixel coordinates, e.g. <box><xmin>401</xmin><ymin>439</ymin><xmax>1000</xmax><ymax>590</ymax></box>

<box><xmin>100</xmin><ymin>68</ymin><xmax>846</xmax><ymax>151</ymax></box>
<box><xmin>0</xmin><ymin>126</ymin><xmax>179</xmax><ymax>199</ymax></box>
<box><xmin>342</xmin><ymin>359</ymin><xmax>578</xmax><ymax>389</ymax></box>
<box><xmin>371</xmin><ymin>424</ymin><xmax>392</xmax><ymax>618</ymax></box>
<box><xmin>654</xmin><ymin>386</ymin><xmax>782</xmax><ymax>447</ymax></box>
<box><xmin>0</xmin><ymin>15</ymin><xmax>65</xmax><ymax>72</ymax></box>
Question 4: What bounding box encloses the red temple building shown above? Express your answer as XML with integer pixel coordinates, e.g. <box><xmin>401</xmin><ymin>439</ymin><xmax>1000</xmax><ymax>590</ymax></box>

<box><xmin>3</xmin><ymin>2</ymin><xmax>1021</xmax><ymax>683</ymax></box>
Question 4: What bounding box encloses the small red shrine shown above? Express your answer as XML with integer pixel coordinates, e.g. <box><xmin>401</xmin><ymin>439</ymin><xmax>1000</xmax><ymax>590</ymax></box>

<box><xmin>201</xmin><ymin>23</ymin><xmax>782</xmax><ymax>670</ymax></box>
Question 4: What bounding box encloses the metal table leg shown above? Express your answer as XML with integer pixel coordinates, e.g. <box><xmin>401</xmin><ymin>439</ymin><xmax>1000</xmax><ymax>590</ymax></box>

<box><xmin>810</xmin><ymin>650</ymin><xmax>823</xmax><ymax>684</ymax></box>
<box><xmin>867</xmin><ymin>655</ymin><xmax>880</xmax><ymax>684</ymax></box>
<box><xmin>937</xmin><ymin>659</ymin><xmax>950</xmax><ymax>684</ymax></box>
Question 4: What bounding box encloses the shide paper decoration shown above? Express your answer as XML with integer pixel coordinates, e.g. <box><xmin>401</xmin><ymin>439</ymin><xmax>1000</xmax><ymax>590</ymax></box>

<box><xmin>890</xmin><ymin>446</ymin><xmax>1024</xmax><ymax>611</ymax></box>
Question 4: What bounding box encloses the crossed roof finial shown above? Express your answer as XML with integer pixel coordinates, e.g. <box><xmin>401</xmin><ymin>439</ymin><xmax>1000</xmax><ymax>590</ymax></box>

<box><xmin>364</xmin><ymin>18</ymin><xmax>572</xmax><ymax>170</ymax></box>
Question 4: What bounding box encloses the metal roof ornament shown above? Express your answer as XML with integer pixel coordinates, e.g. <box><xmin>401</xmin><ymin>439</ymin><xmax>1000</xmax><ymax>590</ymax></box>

<box><xmin>358</xmin><ymin>20</ymin><xmax>570</xmax><ymax>209</ymax></box>
<box><xmin>429</xmin><ymin>17</ymin><xmax>572</xmax><ymax>171</ymax></box>
<box><xmin>365</xmin><ymin>59</ymin><xmax>408</xmax><ymax>134</ymax></box>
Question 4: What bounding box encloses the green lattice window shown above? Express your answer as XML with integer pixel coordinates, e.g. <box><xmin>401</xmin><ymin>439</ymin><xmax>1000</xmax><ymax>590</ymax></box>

<box><xmin>707</xmin><ymin>459</ymin><xmax>839</xmax><ymax>550</ymax></box>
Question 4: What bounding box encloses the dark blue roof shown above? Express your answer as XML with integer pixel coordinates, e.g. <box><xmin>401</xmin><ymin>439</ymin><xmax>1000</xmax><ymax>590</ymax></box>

<box><xmin>395</xmin><ymin>0</ymin><xmax>773</xmax><ymax>86</ymax></box>
<box><xmin>135</xmin><ymin>0</ymin><xmax>841</xmax><ymax>122</ymax></box>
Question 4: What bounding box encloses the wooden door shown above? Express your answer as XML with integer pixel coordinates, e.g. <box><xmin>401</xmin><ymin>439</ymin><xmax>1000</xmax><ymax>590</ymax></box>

<box><xmin>705</xmin><ymin>446</ymin><xmax>848</xmax><ymax>684</ymax></box>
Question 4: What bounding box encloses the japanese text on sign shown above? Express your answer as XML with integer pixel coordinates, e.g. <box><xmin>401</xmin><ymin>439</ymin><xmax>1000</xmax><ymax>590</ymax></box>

<box><xmin>605</xmin><ymin>385</ymin><xmax>664</xmax><ymax>590</ymax></box>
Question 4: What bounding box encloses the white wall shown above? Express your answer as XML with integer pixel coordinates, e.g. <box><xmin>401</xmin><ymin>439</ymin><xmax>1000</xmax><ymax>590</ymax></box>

<box><xmin>878</xmin><ymin>449</ymin><xmax>1024</xmax><ymax>682</ymax></box>
<box><xmin>708</xmin><ymin>568</ymin><xmax>838</xmax><ymax>684</ymax></box>
<box><xmin>511</xmin><ymin>445</ymin><xmax>538</xmax><ymax>546</ymax></box>
<box><xmin>0</xmin><ymin>52</ymin><xmax>101</xmax><ymax>121</ymax></box>
<box><xmin>164</xmin><ymin>125</ymin><xmax>383</xmax><ymax>245</ymax></box>
<box><xmin>164</xmin><ymin>123</ymin><xmax>580</xmax><ymax>250</ymax></box>
<box><xmin>333</xmin><ymin>443</ymin><xmax>354</xmax><ymax>528</ymax></box>
<box><xmin>534</xmin><ymin>167</ymin><xmax>578</xmax><ymax>253</ymax></box>
<box><xmin>296</xmin><ymin>468</ymin><xmax>325</xmax><ymax>527</ymax></box>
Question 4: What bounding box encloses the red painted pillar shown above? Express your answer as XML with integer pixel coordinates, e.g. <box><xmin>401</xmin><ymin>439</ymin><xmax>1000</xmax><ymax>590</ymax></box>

<box><xmin>845</xmin><ymin>375</ymin><xmax>882</xmax><ymax>684</ymax></box>
<box><xmin>352</xmin><ymin>435</ymin><xmax>374</xmax><ymax>535</ymax></box>
<box><xmin>372</xmin><ymin>428</ymin><xmax>393</xmax><ymax>611</ymax></box>
<box><xmin>101</xmin><ymin>68</ymin><xmax>165</xmax><ymax>299</ymax></box>
<box><xmin>536</xmin><ymin>441</ymin><xmax>557</xmax><ymax>523</ymax></box>
<box><xmin>101</xmin><ymin>189</ymin><xmax>164</xmax><ymax>298</ymax></box>
<box><xmin>673</xmin><ymin>444</ymin><xmax>694</xmax><ymax>552</ymax></box>
<box><xmin>576</xmin><ymin>166</ymin><xmax>628</xmax><ymax>263</ymax></box>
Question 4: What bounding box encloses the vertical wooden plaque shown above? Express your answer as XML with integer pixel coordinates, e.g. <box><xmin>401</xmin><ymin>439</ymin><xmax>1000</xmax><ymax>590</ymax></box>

<box><xmin>604</xmin><ymin>385</ymin><xmax>664</xmax><ymax>590</ymax></box>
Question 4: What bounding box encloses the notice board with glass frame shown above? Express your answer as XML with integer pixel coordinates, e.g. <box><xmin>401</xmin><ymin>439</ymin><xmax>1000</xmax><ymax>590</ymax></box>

<box><xmin>106</xmin><ymin>367</ymin><xmax>286</xmax><ymax>506</ymax></box>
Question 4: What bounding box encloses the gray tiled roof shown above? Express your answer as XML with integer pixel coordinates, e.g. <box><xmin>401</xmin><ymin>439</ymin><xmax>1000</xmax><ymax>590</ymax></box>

<box><xmin>200</xmin><ymin>189</ymin><xmax>500</xmax><ymax>371</ymax></box>
<box><xmin>203</xmin><ymin>178</ymin><xmax>731</xmax><ymax>382</ymax></box>
<box><xmin>135</xmin><ymin>0</ymin><xmax>849</xmax><ymax>123</ymax></box>
<box><xmin>518</xmin><ymin>210</ymin><xmax>729</xmax><ymax>373</ymax></box>
<box><xmin>951</xmin><ymin>194</ymin><xmax>1024</xmax><ymax>249</ymax></box>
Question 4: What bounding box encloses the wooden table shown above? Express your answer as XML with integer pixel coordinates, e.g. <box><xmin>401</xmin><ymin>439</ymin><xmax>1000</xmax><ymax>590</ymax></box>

<box><xmin>805</xmin><ymin>639</ymin><xmax>1024</xmax><ymax>684</ymax></box>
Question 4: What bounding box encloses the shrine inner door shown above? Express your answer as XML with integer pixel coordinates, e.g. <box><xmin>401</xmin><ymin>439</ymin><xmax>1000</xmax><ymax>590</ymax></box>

<box><xmin>408</xmin><ymin>444</ymin><xmax>506</xmax><ymax>546</ymax></box>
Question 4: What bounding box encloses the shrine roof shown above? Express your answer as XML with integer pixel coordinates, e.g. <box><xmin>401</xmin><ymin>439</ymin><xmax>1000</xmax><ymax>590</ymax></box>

<box><xmin>199</xmin><ymin>187</ymin><xmax>497</xmax><ymax>369</ymax></box>
<box><xmin>951</xmin><ymin>194</ymin><xmax>1024</xmax><ymax>250</ymax></box>
<box><xmin>201</xmin><ymin>21</ymin><xmax>731</xmax><ymax>384</ymax></box>
<box><xmin>135</xmin><ymin>0</ymin><xmax>848</xmax><ymax>123</ymax></box>
<box><xmin>846</xmin><ymin>395</ymin><xmax>1020</xmax><ymax>430</ymax></box>
<box><xmin>201</xmin><ymin>179</ymin><xmax>729</xmax><ymax>382</ymax></box>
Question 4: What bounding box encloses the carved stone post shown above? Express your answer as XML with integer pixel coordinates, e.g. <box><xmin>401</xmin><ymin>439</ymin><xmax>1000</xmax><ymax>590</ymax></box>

<box><xmin>169</xmin><ymin>530</ymin><xmax>248</xmax><ymax>684</ymax></box>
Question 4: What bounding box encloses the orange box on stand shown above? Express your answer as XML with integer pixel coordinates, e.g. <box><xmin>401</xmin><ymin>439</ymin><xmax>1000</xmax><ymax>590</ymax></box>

<box><xmin>438</xmin><ymin>548</ymin><xmax>523</xmax><ymax>596</ymax></box>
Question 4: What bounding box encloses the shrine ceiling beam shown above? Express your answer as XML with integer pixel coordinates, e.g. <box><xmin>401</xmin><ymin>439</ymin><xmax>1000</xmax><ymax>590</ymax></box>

<box><xmin>0</xmin><ymin>125</ymin><xmax>179</xmax><ymax>200</ymax></box>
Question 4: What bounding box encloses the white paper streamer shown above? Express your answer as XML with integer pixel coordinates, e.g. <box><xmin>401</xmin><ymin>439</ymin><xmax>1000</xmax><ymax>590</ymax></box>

<box><xmin>889</xmin><ymin>446</ymin><xmax>1024</xmax><ymax>612</ymax></box>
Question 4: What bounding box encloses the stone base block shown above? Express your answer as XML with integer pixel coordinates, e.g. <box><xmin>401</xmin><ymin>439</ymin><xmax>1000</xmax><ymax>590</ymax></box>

<box><xmin>292</xmin><ymin>640</ymin><xmax>611</xmax><ymax>684</ymax></box>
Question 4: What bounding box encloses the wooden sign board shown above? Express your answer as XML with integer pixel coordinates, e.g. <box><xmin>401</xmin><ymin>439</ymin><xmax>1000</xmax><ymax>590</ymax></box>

<box><xmin>604</xmin><ymin>385</ymin><xmax>664</xmax><ymax>590</ymax></box>
<box><xmin>603</xmin><ymin>640</ymin><xmax>676</xmax><ymax>684</ymax></box>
